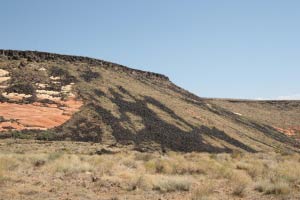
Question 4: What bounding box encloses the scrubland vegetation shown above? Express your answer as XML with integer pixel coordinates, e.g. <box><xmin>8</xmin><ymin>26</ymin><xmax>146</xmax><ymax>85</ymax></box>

<box><xmin>1</xmin><ymin>47</ymin><xmax>300</xmax><ymax>200</ymax></box>
<box><xmin>0</xmin><ymin>139</ymin><xmax>300</xmax><ymax>200</ymax></box>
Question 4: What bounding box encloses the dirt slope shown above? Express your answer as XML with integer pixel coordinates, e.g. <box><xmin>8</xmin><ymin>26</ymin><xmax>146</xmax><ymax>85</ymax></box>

<box><xmin>0</xmin><ymin>50</ymin><xmax>299</xmax><ymax>153</ymax></box>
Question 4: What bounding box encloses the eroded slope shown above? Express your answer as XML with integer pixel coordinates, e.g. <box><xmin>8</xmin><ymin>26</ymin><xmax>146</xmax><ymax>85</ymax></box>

<box><xmin>0</xmin><ymin>64</ymin><xmax>83</xmax><ymax>131</ymax></box>
<box><xmin>208</xmin><ymin>99</ymin><xmax>300</xmax><ymax>138</ymax></box>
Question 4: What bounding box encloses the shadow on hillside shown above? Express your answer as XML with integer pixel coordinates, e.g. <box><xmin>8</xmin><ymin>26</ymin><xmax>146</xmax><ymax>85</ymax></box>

<box><xmin>183</xmin><ymin>98</ymin><xmax>299</xmax><ymax>149</ymax></box>
<box><xmin>88</xmin><ymin>86</ymin><xmax>255</xmax><ymax>153</ymax></box>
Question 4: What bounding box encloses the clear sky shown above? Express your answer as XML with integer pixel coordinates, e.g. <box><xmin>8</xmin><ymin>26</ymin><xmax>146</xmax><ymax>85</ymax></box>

<box><xmin>0</xmin><ymin>0</ymin><xmax>299</xmax><ymax>99</ymax></box>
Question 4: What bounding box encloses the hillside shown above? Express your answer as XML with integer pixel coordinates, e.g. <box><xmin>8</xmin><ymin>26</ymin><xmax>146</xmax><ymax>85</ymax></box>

<box><xmin>0</xmin><ymin>50</ymin><xmax>299</xmax><ymax>153</ymax></box>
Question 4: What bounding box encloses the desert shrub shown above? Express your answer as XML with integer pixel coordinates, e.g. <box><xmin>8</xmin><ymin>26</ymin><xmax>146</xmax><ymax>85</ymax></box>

<box><xmin>122</xmin><ymin>158</ymin><xmax>137</xmax><ymax>169</ymax></box>
<box><xmin>173</xmin><ymin>162</ymin><xmax>205</xmax><ymax>175</ymax></box>
<box><xmin>134</xmin><ymin>152</ymin><xmax>156</xmax><ymax>162</ymax></box>
<box><xmin>94</xmin><ymin>89</ymin><xmax>106</xmax><ymax>97</ymax></box>
<box><xmin>11</xmin><ymin>131</ymin><xmax>34</xmax><ymax>139</ymax></box>
<box><xmin>255</xmin><ymin>180</ymin><xmax>290</xmax><ymax>195</ymax></box>
<box><xmin>22</xmin><ymin>153</ymin><xmax>48</xmax><ymax>167</ymax></box>
<box><xmin>5</xmin><ymin>82</ymin><xmax>36</xmax><ymax>103</ymax></box>
<box><xmin>0</xmin><ymin>168</ymin><xmax>3</xmax><ymax>183</ymax></box>
<box><xmin>275</xmin><ymin>146</ymin><xmax>294</xmax><ymax>156</ymax></box>
<box><xmin>48</xmin><ymin>152</ymin><xmax>64</xmax><ymax>161</ymax></box>
<box><xmin>191</xmin><ymin>181</ymin><xmax>214</xmax><ymax>200</ymax></box>
<box><xmin>235</xmin><ymin>159</ymin><xmax>267</xmax><ymax>179</ymax></box>
<box><xmin>214</xmin><ymin>164</ymin><xmax>234</xmax><ymax>179</ymax></box>
<box><xmin>38</xmin><ymin>98</ymin><xmax>58</xmax><ymax>104</ymax></box>
<box><xmin>144</xmin><ymin>155</ymin><xmax>209</xmax><ymax>175</ymax></box>
<box><xmin>0</xmin><ymin>93</ymin><xmax>8</xmax><ymax>102</ymax></box>
<box><xmin>233</xmin><ymin>184</ymin><xmax>247</xmax><ymax>197</ymax></box>
<box><xmin>36</xmin><ymin>130</ymin><xmax>56</xmax><ymax>141</ymax></box>
<box><xmin>87</xmin><ymin>155</ymin><xmax>114</xmax><ymax>176</ymax></box>
<box><xmin>231</xmin><ymin>149</ymin><xmax>243</xmax><ymax>159</ymax></box>
<box><xmin>247</xmin><ymin>154</ymin><xmax>299</xmax><ymax>196</ymax></box>
<box><xmin>236</xmin><ymin>161</ymin><xmax>251</xmax><ymax>170</ymax></box>
<box><xmin>0</xmin><ymin>155</ymin><xmax>19</xmax><ymax>171</ymax></box>
<box><xmin>50</xmin><ymin>66</ymin><xmax>68</xmax><ymax>77</ymax></box>
<box><xmin>0</xmin><ymin>116</ymin><xmax>5</xmax><ymax>122</ymax></box>
<box><xmin>5</xmin><ymin>82</ymin><xmax>35</xmax><ymax>95</ymax></box>
<box><xmin>10</xmin><ymin>66</ymin><xmax>47</xmax><ymax>83</ymax></box>
<box><xmin>51</xmin><ymin>155</ymin><xmax>91</xmax><ymax>173</ymax></box>
<box><xmin>0</xmin><ymin>155</ymin><xmax>20</xmax><ymax>184</ymax></box>
<box><xmin>231</xmin><ymin>171</ymin><xmax>252</xmax><ymax>197</ymax></box>
<box><xmin>274</xmin><ymin>160</ymin><xmax>300</xmax><ymax>184</ymax></box>
<box><xmin>135</xmin><ymin>175</ymin><xmax>153</xmax><ymax>190</ymax></box>
<box><xmin>34</xmin><ymin>159</ymin><xmax>46</xmax><ymax>168</ymax></box>
<box><xmin>80</xmin><ymin>70</ymin><xmax>100</xmax><ymax>82</ymax></box>
<box><xmin>62</xmin><ymin>117</ymin><xmax>102</xmax><ymax>142</ymax></box>
<box><xmin>44</xmin><ymin>83</ymin><xmax>61</xmax><ymax>92</ymax></box>
<box><xmin>50</xmin><ymin>66</ymin><xmax>76</xmax><ymax>84</ymax></box>
<box><xmin>214</xmin><ymin>153</ymin><xmax>232</xmax><ymax>162</ymax></box>
<box><xmin>145</xmin><ymin>158</ymin><xmax>173</xmax><ymax>174</ymax></box>
<box><xmin>209</xmin><ymin>153</ymin><xmax>217</xmax><ymax>160</ymax></box>
<box><xmin>152</xmin><ymin>175</ymin><xmax>193</xmax><ymax>192</ymax></box>
<box><xmin>123</xmin><ymin>174</ymin><xmax>153</xmax><ymax>191</ymax></box>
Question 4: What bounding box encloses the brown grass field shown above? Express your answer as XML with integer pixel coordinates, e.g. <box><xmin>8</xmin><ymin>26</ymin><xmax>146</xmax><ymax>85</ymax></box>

<box><xmin>1</xmin><ymin>138</ymin><xmax>300</xmax><ymax>200</ymax></box>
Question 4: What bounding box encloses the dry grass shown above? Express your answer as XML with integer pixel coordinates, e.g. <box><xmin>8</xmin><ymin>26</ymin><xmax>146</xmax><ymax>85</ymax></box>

<box><xmin>191</xmin><ymin>181</ymin><xmax>214</xmax><ymax>200</ymax></box>
<box><xmin>152</xmin><ymin>175</ymin><xmax>194</xmax><ymax>192</ymax></box>
<box><xmin>133</xmin><ymin>175</ymin><xmax>154</xmax><ymax>191</ymax></box>
<box><xmin>0</xmin><ymin>155</ymin><xmax>20</xmax><ymax>171</ymax></box>
<box><xmin>0</xmin><ymin>160</ymin><xmax>5</xmax><ymax>183</ymax></box>
<box><xmin>0</xmin><ymin>139</ymin><xmax>300</xmax><ymax>200</ymax></box>
<box><xmin>49</xmin><ymin>154</ymin><xmax>92</xmax><ymax>173</ymax></box>
<box><xmin>144</xmin><ymin>152</ymin><xmax>217</xmax><ymax>175</ymax></box>
<box><xmin>231</xmin><ymin>171</ymin><xmax>252</xmax><ymax>197</ymax></box>
<box><xmin>255</xmin><ymin>180</ymin><xmax>290</xmax><ymax>195</ymax></box>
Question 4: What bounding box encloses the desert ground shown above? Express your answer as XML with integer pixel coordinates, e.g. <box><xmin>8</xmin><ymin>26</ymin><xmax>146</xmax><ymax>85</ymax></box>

<box><xmin>1</xmin><ymin>138</ymin><xmax>300</xmax><ymax>200</ymax></box>
<box><xmin>0</xmin><ymin>51</ymin><xmax>300</xmax><ymax>200</ymax></box>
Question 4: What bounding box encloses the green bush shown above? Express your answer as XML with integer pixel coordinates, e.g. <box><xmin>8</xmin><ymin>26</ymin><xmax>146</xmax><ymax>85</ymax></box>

<box><xmin>50</xmin><ymin>66</ymin><xmax>76</xmax><ymax>84</ymax></box>
<box><xmin>36</xmin><ymin>130</ymin><xmax>56</xmax><ymax>141</ymax></box>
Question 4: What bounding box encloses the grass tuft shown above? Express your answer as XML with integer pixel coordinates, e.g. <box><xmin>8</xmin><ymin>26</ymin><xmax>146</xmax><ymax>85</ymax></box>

<box><xmin>255</xmin><ymin>180</ymin><xmax>290</xmax><ymax>195</ymax></box>
<box><xmin>152</xmin><ymin>175</ymin><xmax>193</xmax><ymax>192</ymax></box>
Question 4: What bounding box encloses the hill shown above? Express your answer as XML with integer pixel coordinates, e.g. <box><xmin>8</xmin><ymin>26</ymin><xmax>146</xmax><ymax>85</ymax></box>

<box><xmin>0</xmin><ymin>50</ymin><xmax>299</xmax><ymax>153</ymax></box>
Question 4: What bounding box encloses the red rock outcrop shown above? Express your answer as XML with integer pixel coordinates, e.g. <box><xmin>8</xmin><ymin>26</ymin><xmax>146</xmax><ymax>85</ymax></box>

<box><xmin>0</xmin><ymin>98</ymin><xmax>83</xmax><ymax>131</ymax></box>
<box><xmin>274</xmin><ymin>127</ymin><xmax>300</xmax><ymax>136</ymax></box>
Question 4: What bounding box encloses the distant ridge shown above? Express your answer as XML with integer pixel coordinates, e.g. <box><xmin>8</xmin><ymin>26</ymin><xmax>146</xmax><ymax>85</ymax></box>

<box><xmin>0</xmin><ymin>49</ymin><xmax>169</xmax><ymax>81</ymax></box>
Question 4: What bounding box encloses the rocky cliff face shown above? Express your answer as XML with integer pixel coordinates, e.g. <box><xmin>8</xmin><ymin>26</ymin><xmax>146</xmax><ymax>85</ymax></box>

<box><xmin>0</xmin><ymin>50</ymin><xmax>299</xmax><ymax>153</ymax></box>
<box><xmin>0</xmin><ymin>50</ymin><xmax>169</xmax><ymax>81</ymax></box>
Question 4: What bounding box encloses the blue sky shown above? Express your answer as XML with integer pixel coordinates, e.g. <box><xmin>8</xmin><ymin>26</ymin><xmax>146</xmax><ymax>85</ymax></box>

<box><xmin>0</xmin><ymin>0</ymin><xmax>299</xmax><ymax>99</ymax></box>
